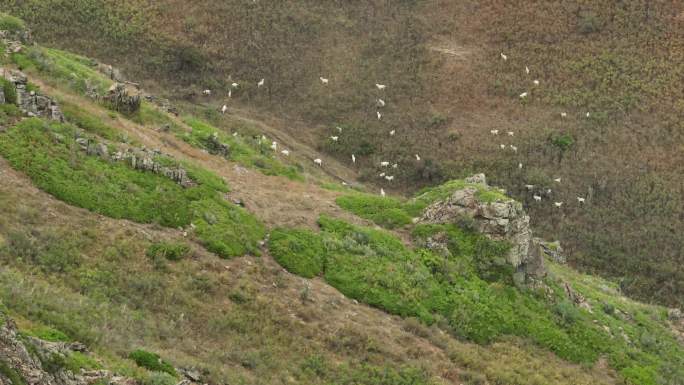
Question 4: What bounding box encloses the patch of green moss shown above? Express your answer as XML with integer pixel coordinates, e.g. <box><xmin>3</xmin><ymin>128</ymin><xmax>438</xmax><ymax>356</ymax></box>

<box><xmin>23</xmin><ymin>325</ymin><xmax>70</xmax><ymax>342</ymax></box>
<box><xmin>269</xmin><ymin>228</ymin><xmax>326</xmax><ymax>278</ymax></box>
<box><xmin>128</xmin><ymin>349</ymin><xmax>176</xmax><ymax>377</ymax></box>
<box><xmin>0</xmin><ymin>118</ymin><xmax>263</xmax><ymax>258</ymax></box>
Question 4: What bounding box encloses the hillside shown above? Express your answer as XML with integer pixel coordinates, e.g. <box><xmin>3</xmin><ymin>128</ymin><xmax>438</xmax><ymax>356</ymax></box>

<box><xmin>0</xmin><ymin>9</ymin><xmax>682</xmax><ymax>385</ymax></box>
<box><xmin>2</xmin><ymin>0</ymin><xmax>682</xmax><ymax>309</ymax></box>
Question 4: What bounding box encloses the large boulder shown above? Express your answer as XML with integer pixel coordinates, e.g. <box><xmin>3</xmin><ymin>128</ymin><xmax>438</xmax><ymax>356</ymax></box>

<box><xmin>419</xmin><ymin>175</ymin><xmax>545</xmax><ymax>280</ymax></box>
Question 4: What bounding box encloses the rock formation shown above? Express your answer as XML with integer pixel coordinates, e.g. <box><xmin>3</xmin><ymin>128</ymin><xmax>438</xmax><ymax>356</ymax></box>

<box><xmin>419</xmin><ymin>174</ymin><xmax>545</xmax><ymax>280</ymax></box>
<box><xmin>102</xmin><ymin>83</ymin><xmax>141</xmax><ymax>114</ymax></box>
<box><xmin>0</xmin><ymin>68</ymin><xmax>64</xmax><ymax>122</ymax></box>
<box><xmin>74</xmin><ymin>134</ymin><xmax>196</xmax><ymax>188</ymax></box>
<box><xmin>0</xmin><ymin>314</ymin><xmax>133</xmax><ymax>385</ymax></box>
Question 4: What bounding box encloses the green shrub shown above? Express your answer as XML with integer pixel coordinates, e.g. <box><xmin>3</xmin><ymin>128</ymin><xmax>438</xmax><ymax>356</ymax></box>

<box><xmin>190</xmin><ymin>198</ymin><xmax>265</xmax><ymax>258</ymax></box>
<box><xmin>63</xmin><ymin>352</ymin><xmax>101</xmax><ymax>373</ymax></box>
<box><xmin>553</xmin><ymin>301</ymin><xmax>582</xmax><ymax>326</ymax></box>
<box><xmin>0</xmin><ymin>13</ymin><xmax>25</xmax><ymax>33</ymax></box>
<box><xmin>128</xmin><ymin>349</ymin><xmax>176</xmax><ymax>377</ymax></box>
<box><xmin>269</xmin><ymin>228</ymin><xmax>326</xmax><ymax>278</ymax></box>
<box><xmin>550</xmin><ymin>133</ymin><xmax>574</xmax><ymax>153</ymax></box>
<box><xmin>1</xmin><ymin>77</ymin><xmax>17</xmax><ymax>104</ymax></box>
<box><xmin>146</xmin><ymin>242</ymin><xmax>190</xmax><ymax>262</ymax></box>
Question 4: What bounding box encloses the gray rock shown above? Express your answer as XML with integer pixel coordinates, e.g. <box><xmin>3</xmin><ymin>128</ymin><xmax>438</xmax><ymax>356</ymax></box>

<box><xmin>179</xmin><ymin>368</ymin><xmax>202</xmax><ymax>382</ymax></box>
<box><xmin>0</xmin><ymin>314</ymin><xmax>131</xmax><ymax>385</ymax></box>
<box><xmin>668</xmin><ymin>308</ymin><xmax>682</xmax><ymax>321</ymax></box>
<box><xmin>465</xmin><ymin>173</ymin><xmax>486</xmax><ymax>185</ymax></box>
<box><xmin>419</xmin><ymin>173</ymin><xmax>543</xmax><ymax>279</ymax></box>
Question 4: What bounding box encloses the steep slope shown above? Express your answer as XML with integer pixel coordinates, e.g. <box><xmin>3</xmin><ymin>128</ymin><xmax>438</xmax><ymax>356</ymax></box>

<box><xmin>3</xmin><ymin>0</ymin><xmax>682</xmax><ymax>309</ymax></box>
<box><xmin>0</xmin><ymin>13</ymin><xmax>682</xmax><ymax>385</ymax></box>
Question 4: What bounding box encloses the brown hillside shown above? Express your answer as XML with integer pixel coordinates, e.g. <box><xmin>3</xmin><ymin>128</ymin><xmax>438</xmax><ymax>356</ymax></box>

<box><xmin>4</xmin><ymin>0</ymin><xmax>683</xmax><ymax>308</ymax></box>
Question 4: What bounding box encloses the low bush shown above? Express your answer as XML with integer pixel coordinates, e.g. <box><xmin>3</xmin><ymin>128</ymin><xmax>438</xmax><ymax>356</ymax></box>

<box><xmin>336</xmin><ymin>195</ymin><xmax>412</xmax><ymax>229</ymax></box>
<box><xmin>63</xmin><ymin>351</ymin><xmax>101</xmax><ymax>373</ymax></box>
<box><xmin>0</xmin><ymin>13</ymin><xmax>25</xmax><ymax>33</ymax></box>
<box><xmin>146</xmin><ymin>242</ymin><xmax>190</xmax><ymax>262</ymax></box>
<box><xmin>1</xmin><ymin>77</ymin><xmax>17</xmax><ymax>104</ymax></box>
<box><xmin>145</xmin><ymin>372</ymin><xmax>177</xmax><ymax>385</ymax></box>
<box><xmin>128</xmin><ymin>349</ymin><xmax>176</xmax><ymax>377</ymax></box>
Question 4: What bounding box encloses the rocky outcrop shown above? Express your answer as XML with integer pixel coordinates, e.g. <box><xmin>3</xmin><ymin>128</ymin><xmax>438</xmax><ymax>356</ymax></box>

<box><xmin>101</xmin><ymin>83</ymin><xmax>141</xmax><ymax>114</ymax></box>
<box><xmin>0</xmin><ymin>68</ymin><xmax>64</xmax><ymax>122</ymax></box>
<box><xmin>419</xmin><ymin>174</ymin><xmax>545</xmax><ymax>280</ymax></box>
<box><xmin>73</xmin><ymin>134</ymin><xmax>196</xmax><ymax>188</ymax></box>
<box><xmin>0</xmin><ymin>315</ymin><xmax>134</xmax><ymax>385</ymax></box>
<box><xmin>531</xmin><ymin>238</ymin><xmax>566</xmax><ymax>264</ymax></box>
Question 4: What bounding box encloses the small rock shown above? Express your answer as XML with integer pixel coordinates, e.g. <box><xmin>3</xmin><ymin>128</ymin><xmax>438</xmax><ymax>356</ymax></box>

<box><xmin>465</xmin><ymin>173</ymin><xmax>486</xmax><ymax>185</ymax></box>
<box><xmin>668</xmin><ymin>308</ymin><xmax>682</xmax><ymax>321</ymax></box>
<box><xmin>180</xmin><ymin>367</ymin><xmax>202</xmax><ymax>382</ymax></box>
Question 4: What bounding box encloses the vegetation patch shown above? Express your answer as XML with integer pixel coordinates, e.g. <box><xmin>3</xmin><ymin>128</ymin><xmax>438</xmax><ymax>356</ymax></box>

<box><xmin>180</xmin><ymin>117</ymin><xmax>302</xmax><ymax>181</ymax></box>
<box><xmin>270</xmin><ymin>216</ymin><xmax>684</xmax><ymax>385</ymax></box>
<box><xmin>63</xmin><ymin>351</ymin><xmax>102</xmax><ymax>373</ymax></box>
<box><xmin>128</xmin><ymin>349</ymin><xmax>176</xmax><ymax>377</ymax></box>
<box><xmin>60</xmin><ymin>101</ymin><xmax>120</xmax><ymax>140</ymax></box>
<box><xmin>23</xmin><ymin>325</ymin><xmax>70</xmax><ymax>342</ymax></box>
<box><xmin>11</xmin><ymin>46</ymin><xmax>112</xmax><ymax>96</ymax></box>
<box><xmin>336</xmin><ymin>195</ymin><xmax>412</xmax><ymax>229</ymax></box>
<box><xmin>0</xmin><ymin>118</ymin><xmax>263</xmax><ymax>258</ymax></box>
<box><xmin>0</xmin><ymin>12</ymin><xmax>25</xmax><ymax>33</ymax></box>
<box><xmin>0</xmin><ymin>103</ymin><xmax>21</xmax><ymax>125</ymax></box>
<box><xmin>146</xmin><ymin>242</ymin><xmax>190</xmax><ymax>262</ymax></box>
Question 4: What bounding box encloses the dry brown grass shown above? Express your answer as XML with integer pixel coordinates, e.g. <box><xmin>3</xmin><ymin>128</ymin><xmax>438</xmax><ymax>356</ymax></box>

<box><xmin>0</xmin><ymin>153</ymin><xmax>618</xmax><ymax>385</ymax></box>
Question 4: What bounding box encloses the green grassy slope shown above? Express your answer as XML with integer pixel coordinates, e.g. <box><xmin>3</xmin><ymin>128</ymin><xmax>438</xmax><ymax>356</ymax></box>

<box><xmin>3</xmin><ymin>0</ymin><xmax>682</xmax><ymax>308</ymax></box>
<box><xmin>0</xmin><ymin>10</ymin><xmax>682</xmax><ymax>385</ymax></box>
